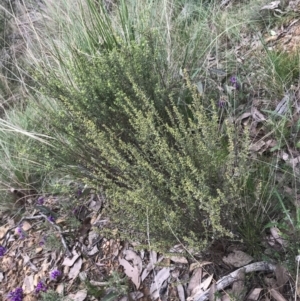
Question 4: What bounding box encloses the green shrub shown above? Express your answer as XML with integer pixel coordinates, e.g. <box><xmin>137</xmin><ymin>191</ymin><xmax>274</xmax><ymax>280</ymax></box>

<box><xmin>33</xmin><ymin>35</ymin><xmax>252</xmax><ymax>251</ymax></box>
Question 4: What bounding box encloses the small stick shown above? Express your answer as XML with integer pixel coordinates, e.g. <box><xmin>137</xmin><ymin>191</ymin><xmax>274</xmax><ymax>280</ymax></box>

<box><xmin>39</xmin><ymin>213</ymin><xmax>72</xmax><ymax>258</ymax></box>
<box><xmin>194</xmin><ymin>261</ymin><xmax>276</xmax><ymax>301</ymax></box>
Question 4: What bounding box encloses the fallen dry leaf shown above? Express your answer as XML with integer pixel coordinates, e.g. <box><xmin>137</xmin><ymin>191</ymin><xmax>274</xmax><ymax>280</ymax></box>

<box><xmin>222</xmin><ymin>250</ymin><xmax>253</xmax><ymax>268</ymax></box>
<box><xmin>141</xmin><ymin>251</ymin><xmax>163</xmax><ymax>282</ymax></box>
<box><xmin>275</xmin><ymin>265</ymin><xmax>289</xmax><ymax>292</ymax></box>
<box><xmin>221</xmin><ymin>294</ymin><xmax>231</xmax><ymax>301</ymax></box>
<box><xmin>269</xmin><ymin>288</ymin><xmax>288</xmax><ymax>301</ymax></box>
<box><xmin>189</xmin><ymin>261</ymin><xmax>212</xmax><ymax>272</ymax></box>
<box><xmin>149</xmin><ymin>267</ymin><xmax>170</xmax><ymax>300</ymax></box>
<box><xmin>247</xmin><ymin>288</ymin><xmax>263</xmax><ymax>300</ymax></box>
<box><xmin>21</xmin><ymin>221</ymin><xmax>32</xmax><ymax>231</ymax></box>
<box><xmin>187</xmin><ymin>268</ymin><xmax>203</xmax><ymax>296</ymax></box>
<box><xmin>22</xmin><ymin>274</ymin><xmax>34</xmax><ymax>294</ymax></box>
<box><xmin>231</xmin><ymin>268</ymin><xmax>245</xmax><ymax>299</ymax></box>
<box><xmin>170</xmin><ymin>255</ymin><xmax>188</xmax><ymax>264</ymax></box>
<box><xmin>23</xmin><ymin>295</ymin><xmax>38</xmax><ymax>301</ymax></box>
<box><xmin>67</xmin><ymin>289</ymin><xmax>87</xmax><ymax>301</ymax></box>
<box><xmin>187</xmin><ymin>274</ymin><xmax>213</xmax><ymax>301</ymax></box>
<box><xmin>249</xmin><ymin>140</ymin><xmax>265</xmax><ymax>152</ymax></box>
<box><xmin>62</xmin><ymin>248</ymin><xmax>81</xmax><ymax>267</ymax></box>
<box><xmin>251</xmin><ymin>107</ymin><xmax>266</xmax><ymax>122</ymax></box>
<box><xmin>119</xmin><ymin>257</ymin><xmax>141</xmax><ymax>289</ymax></box>
<box><xmin>270</xmin><ymin>227</ymin><xmax>287</xmax><ymax>247</ymax></box>
<box><xmin>119</xmin><ymin>291</ymin><xmax>144</xmax><ymax>301</ymax></box>
<box><xmin>275</xmin><ymin>94</ymin><xmax>291</xmax><ymax>116</ymax></box>
<box><xmin>0</xmin><ymin>225</ymin><xmax>9</xmax><ymax>239</ymax></box>
<box><xmin>177</xmin><ymin>282</ymin><xmax>185</xmax><ymax>301</ymax></box>
<box><xmin>129</xmin><ymin>291</ymin><xmax>144</xmax><ymax>300</ymax></box>
<box><xmin>68</xmin><ymin>257</ymin><xmax>83</xmax><ymax>279</ymax></box>
<box><xmin>260</xmin><ymin>1</ymin><xmax>280</xmax><ymax>10</ymax></box>
<box><xmin>123</xmin><ymin>249</ymin><xmax>143</xmax><ymax>274</ymax></box>
<box><xmin>56</xmin><ymin>283</ymin><xmax>65</xmax><ymax>294</ymax></box>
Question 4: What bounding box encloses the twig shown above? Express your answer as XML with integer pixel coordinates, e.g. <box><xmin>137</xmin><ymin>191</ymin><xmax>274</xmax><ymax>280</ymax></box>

<box><xmin>39</xmin><ymin>213</ymin><xmax>72</xmax><ymax>257</ymax></box>
<box><xmin>295</xmin><ymin>256</ymin><xmax>300</xmax><ymax>301</ymax></box>
<box><xmin>1</xmin><ymin>213</ymin><xmax>72</xmax><ymax>257</ymax></box>
<box><xmin>194</xmin><ymin>261</ymin><xmax>276</xmax><ymax>301</ymax></box>
<box><xmin>1</xmin><ymin>215</ymin><xmax>44</xmax><ymax>245</ymax></box>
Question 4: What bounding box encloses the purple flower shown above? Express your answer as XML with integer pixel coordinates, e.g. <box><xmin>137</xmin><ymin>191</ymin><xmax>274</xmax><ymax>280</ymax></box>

<box><xmin>35</xmin><ymin>281</ymin><xmax>47</xmax><ymax>294</ymax></box>
<box><xmin>0</xmin><ymin>245</ymin><xmax>6</xmax><ymax>256</ymax></box>
<box><xmin>39</xmin><ymin>237</ymin><xmax>46</xmax><ymax>246</ymax></box>
<box><xmin>50</xmin><ymin>269</ymin><xmax>61</xmax><ymax>281</ymax></box>
<box><xmin>218</xmin><ymin>97</ymin><xmax>227</xmax><ymax>108</ymax></box>
<box><xmin>230</xmin><ymin>76</ymin><xmax>237</xmax><ymax>83</ymax></box>
<box><xmin>8</xmin><ymin>287</ymin><xmax>23</xmax><ymax>301</ymax></box>
<box><xmin>230</xmin><ymin>76</ymin><xmax>240</xmax><ymax>90</ymax></box>
<box><xmin>37</xmin><ymin>196</ymin><xmax>45</xmax><ymax>205</ymax></box>
<box><xmin>47</xmin><ymin>215</ymin><xmax>55</xmax><ymax>223</ymax></box>
<box><xmin>16</xmin><ymin>226</ymin><xmax>26</xmax><ymax>239</ymax></box>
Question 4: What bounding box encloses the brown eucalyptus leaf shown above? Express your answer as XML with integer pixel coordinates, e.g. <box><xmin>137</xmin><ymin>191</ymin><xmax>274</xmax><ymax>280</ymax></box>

<box><xmin>187</xmin><ymin>268</ymin><xmax>203</xmax><ymax>296</ymax></box>
<box><xmin>22</xmin><ymin>221</ymin><xmax>32</xmax><ymax>231</ymax></box>
<box><xmin>119</xmin><ymin>258</ymin><xmax>141</xmax><ymax>289</ymax></box>
<box><xmin>123</xmin><ymin>249</ymin><xmax>143</xmax><ymax>275</ymax></box>
<box><xmin>232</xmin><ymin>269</ymin><xmax>245</xmax><ymax>299</ymax></box>
<box><xmin>170</xmin><ymin>255</ymin><xmax>188</xmax><ymax>264</ymax></box>
<box><xmin>275</xmin><ymin>265</ymin><xmax>289</xmax><ymax>292</ymax></box>
<box><xmin>209</xmin><ymin>282</ymin><xmax>219</xmax><ymax>301</ymax></box>
<box><xmin>187</xmin><ymin>275</ymin><xmax>213</xmax><ymax>301</ymax></box>
<box><xmin>189</xmin><ymin>261</ymin><xmax>211</xmax><ymax>272</ymax></box>
<box><xmin>23</xmin><ymin>296</ymin><xmax>38</xmax><ymax>301</ymax></box>
<box><xmin>68</xmin><ymin>257</ymin><xmax>83</xmax><ymax>279</ymax></box>
<box><xmin>251</xmin><ymin>107</ymin><xmax>266</xmax><ymax>122</ymax></box>
<box><xmin>260</xmin><ymin>1</ymin><xmax>280</xmax><ymax>10</ymax></box>
<box><xmin>274</xmin><ymin>94</ymin><xmax>291</xmax><ymax>116</ymax></box>
<box><xmin>67</xmin><ymin>289</ymin><xmax>87</xmax><ymax>301</ymax></box>
<box><xmin>270</xmin><ymin>227</ymin><xmax>287</xmax><ymax>247</ymax></box>
<box><xmin>249</xmin><ymin>140</ymin><xmax>265</xmax><ymax>152</ymax></box>
<box><xmin>62</xmin><ymin>248</ymin><xmax>80</xmax><ymax>267</ymax></box>
<box><xmin>23</xmin><ymin>274</ymin><xmax>34</xmax><ymax>293</ymax></box>
<box><xmin>177</xmin><ymin>282</ymin><xmax>186</xmax><ymax>301</ymax></box>
<box><xmin>269</xmin><ymin>288</ymin><xmax>287</xmax><ymax>301</ymax></box>
<box><xmin>221</xmin><ymin>295</ymin><xmax>231</xmax><ymax>301</ymax></box>
<box><xmin>149</xmin><ymin>267</ymin><xmax>170</xmax><ymax>299</ymax></box>
<box><xmin>247</xmin><ymin>288</ymin><xmax>263</xmax><ymax>300</ymax></box>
